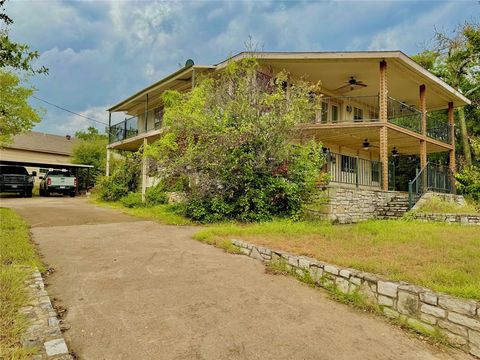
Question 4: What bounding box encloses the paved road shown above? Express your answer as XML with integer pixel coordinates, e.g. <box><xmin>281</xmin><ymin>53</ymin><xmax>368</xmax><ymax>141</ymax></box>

<box><xmin>1</xmin><ymin>197</ymin><xmax>471</xmax><ymax>360</ymax></box>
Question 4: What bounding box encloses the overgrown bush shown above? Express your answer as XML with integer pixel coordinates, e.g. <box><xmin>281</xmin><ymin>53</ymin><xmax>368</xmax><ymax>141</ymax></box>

<box><xmin>456</xmin><ymin>165</ymin><xmax>480</xmax><ymax>203</ymax></box>
<box><xmin>94</xmin><ymin>152</ymin><xmax>141</xmax><ymax>201</ymax></box>
<box><xmin>120</xmin><ymin>192</ymin><xmax>144</xmax><ymax>208</ymax></box>
<box><xmin>96</xmin><ymin>176</ymin><xmax>128</xmax><ymax>202</ymax></box>
<box><xmin>146</xmin><ymin>58</ymin><xmax>325</xmax><ymax>222</ymax></box>
<box><xmin>145</xmin><ymin>184</ymin><xmax>168</xmax><ymax>206</ymax></box>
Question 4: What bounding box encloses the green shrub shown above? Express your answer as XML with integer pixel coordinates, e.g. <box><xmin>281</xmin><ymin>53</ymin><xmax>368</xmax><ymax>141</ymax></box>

<box><xmin>96</xmin><ymin>176</ymin><xmax>128</xmax><ymax>201</ymax></box>
<box><xmin>456</xmin><ymin>165</ymin><xmax>480</xmax><ymax>203</ymax></box>
<box><xmin>120</xmin><ymin>192</ymin><xmax>144</xmax><ymax>208</ymax></box>
<box><xmin>145</xmin><ymin>184</ymin><xmax>168</xmax><ymax>206</ymax></box>
<box><xmin>94</xmin><ymin>152</ymin><xmax>141</xmax><ymax>202</ymax></box>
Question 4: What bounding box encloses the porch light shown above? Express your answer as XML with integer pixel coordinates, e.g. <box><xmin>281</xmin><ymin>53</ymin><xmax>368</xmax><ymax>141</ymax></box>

<box><xmin>392</xmin><ymin>147</ymin><xmax>399</xmax><ymax>157</ymax></box>
<box><xmin>362</xmin><ymin>139</ymin><xmax>370</xmax><ymax>150</ymax></box>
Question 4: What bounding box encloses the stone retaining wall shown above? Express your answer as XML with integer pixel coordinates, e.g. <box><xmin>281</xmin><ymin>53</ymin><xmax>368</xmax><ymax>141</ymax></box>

<box><xmin>20</xmin><ymin>268</ymin><xmax>72</xmax><ymax>359</ymax></box>
<box><xmin>231</xmin><ymin>239</ymin><xmax>480</xmax><ymax>358</ymax></box>
<box><xmin>414</xmin><ymin>212</ymin><xmax>480</xmax><ymax>225</ymax></box>
<box><xmin>412</xmin><ymin>192</ymin><xmax>466</xmax><ymax>210</ymax></box>
<box><xmin>305</xmin><ymin>185</ymin><xmax>400</xmax><ymax>224</ymax></box>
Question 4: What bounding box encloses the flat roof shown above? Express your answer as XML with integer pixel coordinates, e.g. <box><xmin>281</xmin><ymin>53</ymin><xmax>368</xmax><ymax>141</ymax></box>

<box><xmin>0</xmin><ymin>160</ymin><xmax>93</xmax><ymax>169</ymax></box>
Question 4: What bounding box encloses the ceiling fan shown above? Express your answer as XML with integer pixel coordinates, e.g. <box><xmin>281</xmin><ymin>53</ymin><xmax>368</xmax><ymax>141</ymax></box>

<box><xmin>336</xmin><ymin>76</ymin><xmax>368</xmax><ymax>92</ymax></box>
<box><xmin>362</xmin><ymin>139</ymin><xmax>378</xmax><ymax>150</ymax></box>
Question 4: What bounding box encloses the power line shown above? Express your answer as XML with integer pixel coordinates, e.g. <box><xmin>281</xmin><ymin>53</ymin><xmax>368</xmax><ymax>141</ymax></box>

<box><xmin>31</xmin><ymin>95</ymin><xmax>109</xmax><ymax>126</ymax></box>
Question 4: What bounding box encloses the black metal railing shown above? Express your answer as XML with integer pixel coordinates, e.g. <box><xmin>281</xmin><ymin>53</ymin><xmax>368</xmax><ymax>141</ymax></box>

<box><xmin>109</xmin><ymin>116</ymin><xmax>138</xmax><ymax>143</ymax></box>
<box><xmin>408</xmin><ymin>162</ymin><xmax>455</xmax><ymax>208</ymax></box>
<box><xmin>387</xmin><ymin>97</ymin><xmax>422</xmax><ymax>133</ymax></box>
<box><xmin>427</xmin><ymin>114</ymin><xmax>451</xmax><ymax>144</ymax></box>
<box><xmin>326</xmin><ymin>152</ymin><xmax>382</xmax><ymax>188</ymax></box>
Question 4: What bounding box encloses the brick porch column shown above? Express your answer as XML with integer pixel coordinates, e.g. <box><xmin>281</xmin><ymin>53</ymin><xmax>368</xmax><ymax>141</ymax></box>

<box><xmin>419</xmin><ymin>84</ymin><xmax>427</xmax><ymax>169</ymax></box>
<box><xmin>379</xmin><ymin>60</ymin><xmax>389</xmax><ymax>190</ymax></box>
<box><xmin>448</xmin><ymin>102</ymin><xmax>456</xmax><ymax>172</ymax></box>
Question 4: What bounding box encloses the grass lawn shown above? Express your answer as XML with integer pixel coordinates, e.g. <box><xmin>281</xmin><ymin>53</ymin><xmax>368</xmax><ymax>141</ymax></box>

<box><xmin>92</xmin><ymin>198</ymin><xmax>193</xmax><ymax>226</ymax></box>
<box><xmin>194</xmin><ymin>219</ymin><xmax>480</xmax><ymax>301</ymax></box>
<box><xmin>0</xmin><ymin>208</ymin><xmax>44</xmax><ymax>359</ymax></box>
<box><xmin>417</xmin><ymin>196</ymin><xmax>479</xmax><ymax>214</ymax></box>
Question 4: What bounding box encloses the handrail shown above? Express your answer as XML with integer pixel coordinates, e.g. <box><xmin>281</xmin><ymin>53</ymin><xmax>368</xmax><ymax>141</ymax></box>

<box><xmin>408</xmin><ymin>162</ymin><xmax>455</xmax><ymax>209</ymax></box>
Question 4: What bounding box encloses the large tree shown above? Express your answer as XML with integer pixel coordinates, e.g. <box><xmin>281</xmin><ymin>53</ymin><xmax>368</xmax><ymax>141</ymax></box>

<box><xmin>72</xmin><ymin>127</ymin><xmax>108</xmax><ymax>181</ymax></box>
<box><xmin>0</xmin><ymin>0</ymin><xmax>47</xmax><ymax>145</ymax></box>
<box><xmin>413</xmin><ymin>22</ymin><xmax>480</xmax><ymax>166</ymax></box>
<box><xmin>146</xmin><ymin>58</ymin><xmax>324</xmax><ymax>222</ymax></box>
<box><xmin>0</xmin><ymin>0</ymin><xmax>47</xmax><ymax>74</ymax></box>
<box><xmin>0</xmin><ymin>70</ymin><xmax>42</xmax><ymax>145</ymax></box>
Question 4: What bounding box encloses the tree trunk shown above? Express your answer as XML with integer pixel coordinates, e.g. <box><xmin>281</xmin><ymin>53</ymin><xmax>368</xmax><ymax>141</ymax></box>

<box><xmin>457</xmin><ymin>107</ymin><xmax>472</xmax><ymax>165</ymax></box>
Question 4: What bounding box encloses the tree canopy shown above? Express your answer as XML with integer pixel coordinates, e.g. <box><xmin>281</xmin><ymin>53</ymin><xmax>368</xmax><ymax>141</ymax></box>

<box><xmin>413</xmin><ymin>22</ymin><xmax>480</xmax><ymax>166</ymax></box>
<box><xmin>0</xmin><ymin>70</ymin><xmax>42</xmax><ymax>145</ymax></box>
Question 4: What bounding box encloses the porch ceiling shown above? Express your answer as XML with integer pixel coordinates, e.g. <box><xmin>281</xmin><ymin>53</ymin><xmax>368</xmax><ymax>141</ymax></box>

<box><xmin>252</xmin><ymin>53</ymin><xmax>469</xmax><ymax>111</ymax></box>
<box><xmin>301</xmin><ymin>125</ymin><xmax>451</xmax><ymax>156</ymax></box>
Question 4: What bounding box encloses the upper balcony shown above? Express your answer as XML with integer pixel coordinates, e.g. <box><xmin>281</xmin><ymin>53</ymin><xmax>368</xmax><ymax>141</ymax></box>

<box><xmin>307</xmin><ymin>94</ymin><xmax>452</xmax><ymax>144</ymax></box>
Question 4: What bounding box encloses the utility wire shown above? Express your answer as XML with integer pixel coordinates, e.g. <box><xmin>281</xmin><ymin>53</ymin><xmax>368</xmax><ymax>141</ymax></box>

<box><xmin>31</xmin><ymin>95</ymin><xmax>109</xmax><ymax>126</ymax></box>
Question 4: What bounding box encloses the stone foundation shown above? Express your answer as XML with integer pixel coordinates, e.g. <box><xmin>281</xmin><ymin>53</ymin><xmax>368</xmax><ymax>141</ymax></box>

<box><xmin>232</xmin><ymin>239</ymin><xmax>480</xmax><ymax>358</ymax></box>
<box><xmin>305</xmin><ymin>185</ymin><xmax>406</xmax><ymax>224</ymax></box>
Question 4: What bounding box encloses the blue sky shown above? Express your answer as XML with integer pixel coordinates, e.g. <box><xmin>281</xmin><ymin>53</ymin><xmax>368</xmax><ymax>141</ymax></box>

<box><xmin>6</xmin><ymin>0</ymin><xmax>479</xmax><ymax>135</ymax></box>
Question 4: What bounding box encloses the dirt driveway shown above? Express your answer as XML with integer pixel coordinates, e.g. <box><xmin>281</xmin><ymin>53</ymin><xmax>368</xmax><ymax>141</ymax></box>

<box><xmin>1</xmin><ymin>197</ymin><xmax>471</xmax><ymax>360</ymax></box>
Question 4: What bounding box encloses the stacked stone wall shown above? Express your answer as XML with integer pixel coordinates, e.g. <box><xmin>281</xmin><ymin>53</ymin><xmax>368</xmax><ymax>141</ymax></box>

<box><xmin>305</xmin><ymin>185</ymin><xmax>401</xmax><ymax>223</ymax></box>
<box><xmin>232</xmin><ymin>239</ymin><xmax>480</xmax><ymax>358</ymax></box>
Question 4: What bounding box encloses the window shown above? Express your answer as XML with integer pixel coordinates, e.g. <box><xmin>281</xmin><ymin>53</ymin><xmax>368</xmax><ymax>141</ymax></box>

<box><xmin>331</xmin><ymin>104</ymin><xmax>339</xmax><ymax>123</ymax></box>
<box><xmin>154</xmin><ymin>107</ymin><xmax>163</xmax><ymax>129</ymax></box>
<box><xmin>371</xmin><ymin>162</ymin><xmax>380</xmax><ymax>182</ymax></box>
<box><xmin>39</xmin><ymin>168</ymin><xmax>49</xmax><ymax>174</ymax></box>
<box><xmin>341</xmin><ymin>155</ymin><xmax>357</xmax><ymax>173</ymax></box>
<box><xmin>353</xmin><ymin>107</ymin><xmax>363</xmax><ymax>121</ymax></box>
<box><xmin>321</xmin><ymin>101</ymin><xmax>328</xmax><ymax>123</ymax></box>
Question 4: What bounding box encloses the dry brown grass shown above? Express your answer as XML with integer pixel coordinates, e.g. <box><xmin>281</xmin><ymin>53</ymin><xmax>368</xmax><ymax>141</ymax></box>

<box><xmin>194</xmin><ymin>219</ymin><xmax>480</xmax><ymax>300</ymax></box>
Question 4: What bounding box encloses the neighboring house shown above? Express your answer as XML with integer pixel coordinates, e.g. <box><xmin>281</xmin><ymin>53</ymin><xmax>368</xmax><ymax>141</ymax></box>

<box><xmin>0</xmin><ymin>131</ymin><xmax>92</xmax><ymax>188</ymax></box>
<box><xmin>106</xmin><ymin>51</ymin><xmax>470</xmax><ymax>222</ymax></box>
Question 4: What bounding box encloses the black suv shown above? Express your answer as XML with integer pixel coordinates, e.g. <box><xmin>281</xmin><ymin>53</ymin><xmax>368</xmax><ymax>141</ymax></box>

<box><xmin>0</xmin><ymin>165</ymin><xmax>36</xmax><ymax>197</ymax></box>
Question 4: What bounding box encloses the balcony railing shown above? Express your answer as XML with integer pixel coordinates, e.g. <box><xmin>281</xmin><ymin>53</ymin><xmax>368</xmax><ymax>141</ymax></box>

<box><xmin>109</xmin><ymin>116</ymin><xmax>138</xmax><ymax>143</ymax></box>
<box><xmin>427</xmin><ymin>113</ymin><xmax>451</xmax><ymax>144</ymax></box>
<box><xmin>387</xmin><ymin>97</ymin><xmax>422</xmax><ymax>133</ymax></box>
<box><xmin>310</xmin><ymin>95</ymin><xmax>452</xmax><ymax>144</ymax></box>
<box><xmin>326</xmin><ymin>152</ymin><xmax>382</xmax><ymax>188</ymax></box>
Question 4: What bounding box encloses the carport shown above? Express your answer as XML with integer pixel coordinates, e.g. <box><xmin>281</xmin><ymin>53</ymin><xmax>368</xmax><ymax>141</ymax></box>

<box><xmin>0</xmin><ymin>160</ymin><xmax>94</xmax><ymax>193</ymax></box>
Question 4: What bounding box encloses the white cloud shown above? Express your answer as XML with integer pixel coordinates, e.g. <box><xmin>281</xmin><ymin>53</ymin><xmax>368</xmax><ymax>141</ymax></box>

<box><xmin>5</xmin><ymin>0</ymin><xmax>475</xmax><ymax>136</ymax></box>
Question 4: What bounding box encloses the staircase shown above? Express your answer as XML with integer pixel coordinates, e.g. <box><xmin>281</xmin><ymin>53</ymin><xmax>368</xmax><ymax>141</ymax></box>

<box><xmin>376</xmin><ymin>194</ymin><xmax>410</xmax><ymax>220</ymax></box>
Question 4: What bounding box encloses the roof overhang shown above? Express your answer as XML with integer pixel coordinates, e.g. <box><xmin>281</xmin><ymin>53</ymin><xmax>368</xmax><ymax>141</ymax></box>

<box><xmin>217</xmin><ymin>51</ymin><xmax>471</xmax><ymax>110</ymax></box>
<box><xmin>108</xmin><ymin>64</ymin><xmax>216</xmax><ymax>113</ymax></box>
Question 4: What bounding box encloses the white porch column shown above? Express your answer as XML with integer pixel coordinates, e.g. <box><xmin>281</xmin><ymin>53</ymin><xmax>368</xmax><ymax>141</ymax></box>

<box><xmin>106</xmin><ymin>148</ymin><xmax>111</xmax><ymax>177</ymax></box>
<box><xmin>141</xmin><ymin>138</ymin><xmax>148</xmax><ymax>202</ymax></box>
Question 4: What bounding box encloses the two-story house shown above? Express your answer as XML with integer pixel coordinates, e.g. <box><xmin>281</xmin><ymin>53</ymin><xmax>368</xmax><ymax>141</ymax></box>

<box><xmin>106</xmin><ymin>51</ymin><xmax>470</xmax><ymax>222</ymax></box>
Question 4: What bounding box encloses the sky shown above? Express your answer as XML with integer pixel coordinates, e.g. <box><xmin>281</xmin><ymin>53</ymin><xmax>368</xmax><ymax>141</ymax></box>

<box><xmin>5</xmin><ymin>0</ymin><xmax>479</xmax><ymax>135</ymax></box>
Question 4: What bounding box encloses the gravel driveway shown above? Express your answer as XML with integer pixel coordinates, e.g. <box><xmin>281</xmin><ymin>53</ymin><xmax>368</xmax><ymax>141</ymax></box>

<box><xmin>1</xmin><ymin>197</ymin><xmax>471</xmax><ymax>360</ymax></box>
